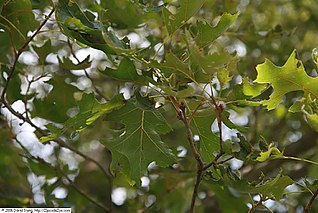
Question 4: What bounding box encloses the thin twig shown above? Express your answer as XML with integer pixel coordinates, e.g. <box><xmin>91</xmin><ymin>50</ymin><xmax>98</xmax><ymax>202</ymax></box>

<box><xmin>1</xmin><ymin>7</ymin><xmax>55</xmax><ymax>100</ymax></box>
<box><xmin>60</xmin><ymin>168</ymin><xmax>110</xmax><ymax>211</ymax></box>
<box><xmin>179</xmin><ymin>102</ymin><xmax>204</xmax><ymax>169</ymax></box>
<box><xmin>17</xmin><ymin>139</ymin><xmax>109</xmax><ymax>211</ymax></box>
<box><xmin>304</xmin><ymin>188</ymin><xmax>318</xmax><ymax>212</ymax></box>
<box><xmin>0</xmin><ymin>5</ymin><xmax>113</xmax><ymax>186</ymax></box>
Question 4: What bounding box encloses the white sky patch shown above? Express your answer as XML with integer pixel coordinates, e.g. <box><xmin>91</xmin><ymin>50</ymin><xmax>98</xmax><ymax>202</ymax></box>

<box><xmin>46</xmin><ymin>53</ymin><xmax>59</xmax><ymax>64</ymax></box>
<box><xmin>154</xmin><ymin>43</ymin><xmax>164</xmax><ymax>56</ymax></box>
<box><xmin>19</xmin><ymin>51</ymin><xmax>39</xmax><ymax>65</ymax></box>
<box><xmin>147</xmin><ymin>161</ymin><xmax>157</xmax><ymax>170</ymax></box>
<box><xmin>52</xmin><ymin>187</ymin><xmax>68</xmax><ymax>199</ymax></box>
<box><xmin>229</xmin><ymin>158</ymin><xmax>244</xmax><ymax>170</ymax></box>
<box><xmin>212</xmin><ymin>119</ymin><xmax>239</xmax><ymax>140</ymax></box>
<box><xmin>228</xmin><ymin>109</ymin><xmax>249</xmax><ymax>126</ymax></box>
<box><xmin>141</xmin><ymin>176</ymin><xmax>150</xmax><ymax>188</ymax></box>
<box><xmin>146</xmin><ymin>195</ymin><xmax>156</xmax><ymax>207</ymax></box>
<box><xmin>227</xmin><ymin>40</ymin><xmax>247</xmax><ymax>57</ymax></box>
<box><xmin>112</xmin><ymin>187</ymin><xmax>127</xmax><ymax>206</ymax></box>
<box><xmin>193</xmin><ymin>135</ymin><xmax>200</xmax><ymax>141</ymax></box>
<box><xmin>177</xmin><ymin>146</ymin><xmax>187</xmax><ymax>158</ymax></box>
<box><xmin>120</xmin><ymin>87</ymin><xmax>131</xmax><ymax>100</ymax></box>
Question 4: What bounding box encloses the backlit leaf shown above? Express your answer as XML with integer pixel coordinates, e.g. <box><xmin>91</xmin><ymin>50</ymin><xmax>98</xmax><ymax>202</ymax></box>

<box><xmin>255</xmin><ymin>50</ymin><xmax>318</xmax><ymax>110</ymax></box>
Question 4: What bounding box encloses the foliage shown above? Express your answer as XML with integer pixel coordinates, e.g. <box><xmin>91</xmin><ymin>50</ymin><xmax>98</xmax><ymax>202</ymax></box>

<box><xmin>1</xmin><ymin>0</ymin><xmax>318</xmax><ymax>212</ymax></box>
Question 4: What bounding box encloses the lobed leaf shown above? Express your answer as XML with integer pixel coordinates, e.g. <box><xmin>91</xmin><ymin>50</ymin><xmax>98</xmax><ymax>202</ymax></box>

<box><xmin>194</xmin><ymin>13</ymin><xmax>238</xmax><ymax>48</ymax></box>
<box><xmin>255</xmin><ymin>50</ymin><xmax>318</xmax><ymax>110</ymax></box>
<box><xmin>104</xmin><ymin>97</ymin><xmax>177</xmax><ymax>182</ymax></box>
<box><xmin>162</xmin><ymin>0</ymin><xmax>206</xmax><ymax>35</ymax></box>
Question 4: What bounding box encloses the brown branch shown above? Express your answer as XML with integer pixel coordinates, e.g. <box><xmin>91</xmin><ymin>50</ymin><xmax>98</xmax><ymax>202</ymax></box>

<box><xmin>1</xmin><ymin>7</ymin><xmax>55</xmax><ymax>101</ymax></box>
<box><xmin>176</xmin><ymin>101</ymin><xmax>204</xmax><ymax>212</ymax></box>
<box><xmin>17</xmin><ymin>140</ymin><xmax>109</xmax><ymax>212</ymax></box>
<box><xmin>304</xmin><ymin>188</ymin><xmax>318</xmax><ymax>212</ymax></box>
<box><xmin>178</xmin><ymin>101</ymin><xmax>204</xmax><ymax>169</ymax></box>
<box><xmin>0</xmin><ymin>6</ymin><xmax>114</xmax><ymax>188</ymax></box>
<box><xmin>59</xmin><ymin>167</ymin><xmax>110</xmax><ymax>211</ymax></box>
<box><xmin>190</xmin><ymin>169</ymin><xmax>203</xmax><ymax>212</ymax></box>
<box><xmin>169</xmin><ymin>95</ymin><xmax>228</xmax><ymax>212</ymax></box>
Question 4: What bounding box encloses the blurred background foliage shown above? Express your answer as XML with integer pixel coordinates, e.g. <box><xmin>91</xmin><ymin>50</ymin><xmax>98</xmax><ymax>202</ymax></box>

<box><xmin>0</xmin><ymin>0</ymin><xmax>318</xmax><ymax>212</ymax></box>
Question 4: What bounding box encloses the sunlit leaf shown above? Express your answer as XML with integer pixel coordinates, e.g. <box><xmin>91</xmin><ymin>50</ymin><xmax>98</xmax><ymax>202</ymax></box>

<box><xmin>40</xmin><ymin>93</ymin><xmax>125</xmax><ymax>142</ymax></box>
<box><xmin>242</xmin><ymin>77</ymin><xmax>267</xmax><ymax>98</ymax></box>
<box><xmin>256</xmin><ymin>144</ymin><xmax>283</xmax><ymax>162</ymax></box>
<box><xmin>255</xmin><ymin>50</ymin><xmax>318</xmax><ymax>110</ymax></box>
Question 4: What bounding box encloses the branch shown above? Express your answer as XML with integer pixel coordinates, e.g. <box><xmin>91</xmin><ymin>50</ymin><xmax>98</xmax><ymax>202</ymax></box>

<box><xmin>304</xmin><ymin>188</ymin><xmax>318</xmax><ymax>212</ymax></box>
<box><xmin>1</xmin><ymin>7</ymin><xmax>55</xmax><ymax>101</ymax></box>
<box><xmin>176</xmin><ymin>101</ymin><xmax>204</xmax><ymax>212</ymax></box>
<box><xmin>59</xmin><ymin>167</ymin><xmax>110</xmax><ymax>211</ymax></box>
<box><xmin>0</xmin><ymin>6</ymin><xmax>114</xmax><ymax>189</ymax></box>
<box><xmin>178</xmin><ymin>101</ymin><xmax>204</xmax><ymax>169</ymax></box>
<box><xmin>17</xmin><ymin>139</ymin><xmax>109</xmax><ymax>211</ymax></box>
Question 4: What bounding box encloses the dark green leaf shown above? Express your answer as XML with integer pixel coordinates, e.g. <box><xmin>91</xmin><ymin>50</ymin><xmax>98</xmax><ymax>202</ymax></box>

<box><xmin>194</xmin><ymin>13</ymin><xmax>238</xmax><ymax>48</ymax></box>
<box><xmin>58</xmin><ymin>55</ymin><xmax>91</xmax><ymax>70</ymax></box>
<box><xmin>32</xmin><ymin>76</ymin><xmax>79</xmax><ymax>123</ymax></box>
<box><xmin>163</xmin><ymin>0</ymin><xmax>206</xmax><ymax>35</ymax></box>
<box><xmin>104</xmin><ymin>99</ymin><xmax>177</xmax><ymax>182</ymax></box>
<box><xmin>100</xmin><ymin>57</ymin><xmax>151</xmax><ymax>84</ymax></box>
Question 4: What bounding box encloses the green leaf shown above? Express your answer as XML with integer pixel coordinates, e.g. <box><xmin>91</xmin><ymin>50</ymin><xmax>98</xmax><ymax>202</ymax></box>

<box><xmin>233</xmin><ymin>133</ymin><xmax>253</xmax><ymax>160</ymax></box>
<box><xmin>288</xmin><ymin>101</ymin><xmax>303</xmax><ymax>113</ymax></box>
<box><xmin>40</xmin><ymin>93</ymin><xmax>125</xmax><ymax>142</ymax></box>
<box><xmin>242</xmin><ymin>77</ymin><xmax>267</xmax><ymax>98</ymax></box>
<box><xmin>162</xmin><ymin>0</ymin><xmax>206</xmax><ymax>35</ymax></box>
<box><xmin>32</xmin><ymin>76</ymin><xmax>79</xmax><ymax>123</ymax></box>
<box><xmin>194</xmin><ymin>13</ymin><xmax>238</xmax><ymax>48</ymax></box>
<box><xmin>56</xmin><ymin>0</ymin><xmax>130</xmax><ymax>54</ymax></box>
<box><xmin>100</xmin><ymin>57</ymin><xmax>151</xmax><ymax>84</ymax></box>
<box><xmin>206</xmin><ymin>183</ymin><xmax>249</xmax><ymax>212</ymax></box>
<box><xmin>161</xmin><ymin>85</ymin><xmax>194</xmax><ymax>99</ymax></box>
<box><xmin>217</xmin><ymin>68</ymin><xmax>232</xmax><ymax>89</ymax></box>
<box><xmin>0</xmin><ymin>0</ymin><xmax>38</xmax><ymax>40</ymax></box>
<box><xmin>32</xmin><ymin>40</ymin><xmax>52</xmax><ymax>65</ymax></box>
<box><xmin>218</xmin><ymin>169</ymin><xmax>294</xmax><ymax>200</ymax></box>
<box><xmin>255</xmin><ymin>50</ymin><xmax>318</xmax><ymax>110</ymax></box>
<box><xmin>187</xmin><ymin>32</ymin><xmax>234</xmax><ymax>83</ymax></box>
<box><xmin>100</xmin><ymin>0</ymin><xmax>144</xmax><ymax>29</ymax></box>
<box><xmin>190</xmin><ymin>109</ymin><xmax>219</xmax><ymax>162</ymax></box>
<box><xmin>304</xmin><ymin>112</ymin><xmax>318</xmax><ymax>132</ymax></box>
<box><xmin>1</xmin><ymin>65</ymin><xmax>22</xmax><ymax>103</ymax></box>
<box><xmin>58</xmin><ymin>55</ymin><xmax>91</xmax><ymax>70</ymax></box>
<box><xmin>105</xmin><ymin>98</ymin><xmax>177</xmax><ymax>182</ymax></box>
<box><xmin>160</xmin><ymin>52</ymin><xmax>194</xmax><ymax>83</ymax></box>
<box><xmin>256</xmin><ymin>144</ymin><xmax>283</xmax><ymax>162</ymax></box>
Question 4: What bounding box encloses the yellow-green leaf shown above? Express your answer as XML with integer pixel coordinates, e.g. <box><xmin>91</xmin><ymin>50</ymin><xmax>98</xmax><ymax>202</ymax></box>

<box><xmin>255</xmin><ymin>50</ymin><xmax>318</xmax><ymax>110</ymax></box>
